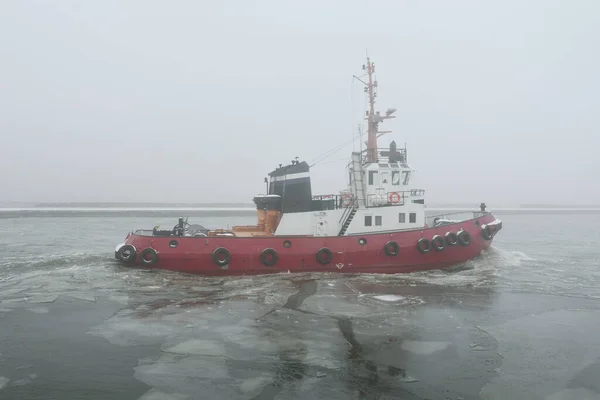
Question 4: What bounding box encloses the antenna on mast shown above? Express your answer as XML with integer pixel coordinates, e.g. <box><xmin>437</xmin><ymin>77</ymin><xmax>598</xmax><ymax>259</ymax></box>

<box><xmin>352</xmin><ymin>55</ymin><xmax>397</xmax><ymax>163</ymax></box>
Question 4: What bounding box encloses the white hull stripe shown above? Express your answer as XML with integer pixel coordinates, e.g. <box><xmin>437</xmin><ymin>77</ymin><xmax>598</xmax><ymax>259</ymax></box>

<box><xmin>270</xmin><ymin>172</ymin><xmax>310</xmax><ymax>182</ymax></box>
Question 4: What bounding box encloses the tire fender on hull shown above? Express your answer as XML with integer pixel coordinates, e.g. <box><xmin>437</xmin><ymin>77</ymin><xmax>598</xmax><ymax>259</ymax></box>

<box><xmin>213</xmin><ymin>247</ymin><xmax>231</xmax><ymax>267</ymax></box>
<box><xmin>481</xmin><ymin>225</ymin><xmax>493</xmax><ymax>240</ymax></box>
<box><xmin>116</xmin><ymin>244</ymin><xmax>137</xmax><ymax>263</ymax></box>
<box><xmin>140</xmin><ymin>248</ymin><xmax>159</xmax><ymax>266</ymax></box>
<box><xmin>260</xmin><ymin>248</ymin><xmax>278</xmax><ymax>267</ymax></box>
<box><xmin>384</xmin><ymin>241</ymin><xmax>400</xmax><ymax>256</ymax></box>
<box><xmin>316</xmin><ymin>247</ymin><xmax>333</xmax><ymax>265</ymax></box>
<box><xmin>445</xmin><ymin>232</ymin><xmax>458</xmax><ymax>246</ymax></box>
<box><xmin>457</xmin><ymin>230</ymin><xmax>472</xmax><ymax>246</ymax></box>
<box><xmin>417</xmin><ymin>238</ymin><xmax>431</xmax><ymax>254</ymax></box>
<box><xmin>431</xmin><ymin>235</ymin><xmax>445</xmax><ymax>252</ymax></box>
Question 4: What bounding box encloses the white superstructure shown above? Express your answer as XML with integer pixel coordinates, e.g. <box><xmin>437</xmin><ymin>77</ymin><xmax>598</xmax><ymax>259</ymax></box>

<box><xmin>272</xmin><ymin>57</ymin><xmax>427</xmax><ymax>237</ymax></box>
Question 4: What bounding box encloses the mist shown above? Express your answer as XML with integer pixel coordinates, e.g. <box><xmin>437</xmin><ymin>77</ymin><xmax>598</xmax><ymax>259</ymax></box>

<box><xmin>1</xmin><ymin>0</ymin><xmax>598</xmax><ymax>206</ymax></box>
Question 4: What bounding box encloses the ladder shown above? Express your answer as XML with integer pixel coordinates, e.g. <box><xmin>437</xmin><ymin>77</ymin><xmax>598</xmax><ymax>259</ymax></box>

<box><xmin>350</xmin><ymin>152</ymin><xmax>366</xmax><ymax>208</ymax></box>
<box><xmin>338</xmin><ymin>207</ymin><xmax>357</xmax><ymax>236</ymax></box>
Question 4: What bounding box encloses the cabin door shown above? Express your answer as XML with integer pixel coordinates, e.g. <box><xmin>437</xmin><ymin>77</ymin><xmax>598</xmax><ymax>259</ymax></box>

<box><xmin>315</xmin><ymin>212</ymin><xmax>327</xmax><ymax>236</ymax></box>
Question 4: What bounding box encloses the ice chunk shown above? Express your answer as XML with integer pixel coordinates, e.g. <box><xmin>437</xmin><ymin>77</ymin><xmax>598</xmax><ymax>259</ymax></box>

<box><xmin>373</xmin><ymin>295</ymin><xmax>405</xmax><ymax>302</ymax></box>
<box><xmin>12</xmin><ymin>378</ymin><xmax>31</xmax><ymax>386</ymax></box>
<box><xmin>28</xmin><ymin>296</ymin><xmax>58</xmax><ymax>304</ymax></box>
<box><xmin>134</xmin><ymin>355</ymin><xmax>231</xmax><ymax>393</ymax></box>
<box><xmin>239</xmin><ymin>376</ymin><xmax>272</xmax><ymax>394</ymax></box>
<box><xmin>68</xmin><ymin>294</ymin><xmax>96</xmax><ymax>302</ymax></box>
<box><xmin>0</xmin><ymin>377</ymin><xmax>9</xmax><ymax>390</ymax></box>
<box><xmin>138</xmin><ymin>388</ymin><xmax>190</xmax><ymax>400</ymax></box>
<box><xmin>28</xmin><ymin>307</ymin><xmax>49</xmax><ymax>314</ymax></box>
<box><xmin>400</xmin><ymin>340</ymin><xmax>451</xmax><ymax>355</ymax></box>
<box><xmin>0</xmin><ymin>308</ymin><xmax>12</xmax><ymax>312</ymax></box>
<box><xmin>479</xmin><ymin>310</ymin><xmax>600</xmax><ymax>399</ymax></box>
<box><xmin>545</xmin><ymin>388</ymin><xmax>599</xmax><ymax>400</ymax></box>
<box><xmin>161</xmin><ymin>340</ymin><xmax>224</xmax><ymax>356</ymax></box>
<box><xmin>108</xmin><ymin>295</ymin><xmax>129</xmax><ymax>305</ymax></box>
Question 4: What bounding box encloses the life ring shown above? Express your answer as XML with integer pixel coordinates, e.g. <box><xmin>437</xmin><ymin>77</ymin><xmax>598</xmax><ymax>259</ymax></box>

<box><xmin>431</xmin><ymin>235</ymin><xmax>445</xmax><ymax>252</ymax></box>
<box><xmin>316</xmin><ymin>247</ymin><xmax>333</xmax><ymax>265</ymax></box>
<box><xmin>260</xmin><ymin>248</ymin><xmax>278</xmax><ymax>267</ymax></box>
<box><xmin>140</xmin><ymin>248</ymin><xmax>159</xmax><ymax>265</ymax></box>
<box><xmin>481</xmin><ymin>225</ymin><xmax>493</xmax><ymax>240</ymax></box>
<box><xmin>341</xmin><ymin>193</ymin><xmax>353</xmax><ymax>207</ymax></box>
<box><xmin>384</xmin><ymin>241</ymin><xmax>400</xmax><ymax>256</ymax></box>
<box><xmin>417</xmin><ymin>238</ymin><xmax>431</xmax><ymax>254</ymax></box>
<box><xmin>445</xmin><ymin>232</ymin><xmax>458</xmax><ymax>246</ymax></box>
<box><xmin>388</xmin><ymin>192</ymin><xmax>401</xmax><ymax>204</ymax></box>
<box><xmin>116</xmin><ymin>244</ymin><xmax>137</xmax><ymax>263</ymax></box>
<box><xmin>457</xmin><ymin>230</ymin><xmax>472</xmax><ymax>246</ymax></box>
<box><xmin>213</xmin><ymin>247</ymin><xmax>231</xmax><ymax>266</ymax></box>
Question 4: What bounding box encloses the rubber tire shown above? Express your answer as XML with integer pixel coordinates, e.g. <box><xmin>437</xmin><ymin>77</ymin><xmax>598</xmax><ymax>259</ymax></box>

<box><xmin>457</xmin><ymin>230</ymin><xmax>472</xmax><ymax>246</ymax></box>
<box><xmin>384</xmin><ymin>241</ymin><xmax>400</xmax><ymax>256</ymax></box>
<box><xmin>445</xmin><ymin>232</ymin><xmax>458</xmax><ymax>246</ymax></box>
<box><xmin>117</xmin><ymin>244</ymin><xmax>137</xmax><ymax>263</ymax></box>
<box><xmin>316</xmin><ymin>247</ymin><xmax>333</xmax><ymax>265</ymax></box>
<box><xmin>260</xmin><ymin>248</ymin><xmax>278</xmax><ymax>267</ymax></box>
<box><xmin>140</xmin><ymin>248</ymin><xmax>159</xmax><ymax>266</ymax></box>
<box><xmin>213</xmin><ymin>247</ymin><xmax>231</xmax><ymax>266</ymax></box>
<box><xmin>431</xmin><ymin>235</ymin><xmax>445</xmax><ymax>252</ymax></box>
<box><xmin>482</xmin><ymin>225</ymin><xmax>493</xmax><ymax>240</ymax></box>
<box><xmin>417</xmin><ymin>238</ymin><xmax>431</xmax><ymax>254</ymax></box>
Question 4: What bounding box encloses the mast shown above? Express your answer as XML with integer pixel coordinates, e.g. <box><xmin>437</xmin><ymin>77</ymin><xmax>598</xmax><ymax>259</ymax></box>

<box><xmin>354</xmin><ymin>56</ymin><xmax>397</xmax><ymax>164</ymax></box>
<box><xmin>365</xmin><ymin>57</ymin><xmax>378</xmax><ymax>163</ymax></box>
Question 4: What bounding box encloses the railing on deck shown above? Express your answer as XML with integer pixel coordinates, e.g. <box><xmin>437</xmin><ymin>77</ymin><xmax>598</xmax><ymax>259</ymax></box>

<box><xmin>361</xmin><ymin>147</ymin><xmax>408</xmax><ymax>165</ymax></box>
<box><xmin>338</xmin><ymin>197</ymin><xmax>357</xmax><ymax>223</ymax></box>
<box><xmin>312</xmin><ymin>189</ymin><xmax>425</xmax><ymax>211</ymax></box>
<box><xmin>425</xmin><ymin>211</ymin><xmax>488</xmax><ymax>227</ymax></box>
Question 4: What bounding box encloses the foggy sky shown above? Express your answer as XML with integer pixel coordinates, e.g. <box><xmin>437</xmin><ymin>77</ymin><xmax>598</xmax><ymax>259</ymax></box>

<box><xmin>1</xmin><ymin>0</ymin><xmax>599</xmax><ymax>205</ymax></box>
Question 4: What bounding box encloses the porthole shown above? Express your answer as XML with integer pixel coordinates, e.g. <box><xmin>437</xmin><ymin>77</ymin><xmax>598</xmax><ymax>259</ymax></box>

<box><xmin>169</xmin><ymin>240</ymin><xmax>178</xmax><ymax>248</ymax></box>
<box><xmin>358</xmin><ymin>238</ymin><xmax>367</xmax><ymax>246</ymax></box>
<box><xmin>283</xmin><ymin>240</ymin><xmax>292</xmax><ymax>248</ymax></box>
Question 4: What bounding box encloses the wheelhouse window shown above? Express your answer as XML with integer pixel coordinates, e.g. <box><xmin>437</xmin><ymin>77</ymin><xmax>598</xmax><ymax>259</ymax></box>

<box><xmin>402</xmin><ymin>171</ymin><xmax>411</xmax><ymax>185</ymax></box>
<box><xmin>380</xmin><ymin>171</ymin><xmax>389</xmax><ymax>184</ymax></box>
<box><xmin>365</xmin><ymin>216</ymin><xmax>372</xmax><ymax>226</ymax></box>
<box><xmin>391</xmin><ymin>171</ymin><xmax>400</xmax><ymax>185</ymax></box>
<box><xmin>409</xmin><ymin>212</ymin><xmax>416</xmax><ymax>223</ymax></box>
<box><xmin>399</xmin><ymin>213</ymin><xmax>406</xmax><ymax>223</ymax></box>
<box><xmin>375</xmin><ymin>216</ymin><xmax>382</xmax><ymax>226</ymax></box>
<box><xmin>368</xmin><ymin>171</ymin><xmax>377</xmax><ymax>186</ymax></box>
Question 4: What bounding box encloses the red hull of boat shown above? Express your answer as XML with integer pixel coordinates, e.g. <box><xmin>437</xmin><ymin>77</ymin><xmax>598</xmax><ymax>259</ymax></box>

<box><xmin>116</xmin><ymin>214</ymin><xmax>501</xmax><ymax>276</ymax></box>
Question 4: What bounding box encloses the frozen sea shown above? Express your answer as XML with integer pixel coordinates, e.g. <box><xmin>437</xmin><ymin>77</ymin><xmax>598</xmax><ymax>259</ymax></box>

<box><xmin>1</xmin><ymin>208</ymin><xmax>600</xmax><ymax>399</ymax></box>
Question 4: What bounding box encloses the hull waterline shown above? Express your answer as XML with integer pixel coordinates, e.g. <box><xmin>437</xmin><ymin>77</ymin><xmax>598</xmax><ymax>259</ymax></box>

<box><xmin>114</xmin><ymin>214</ymin><xmax>501</xmax><ymax>276</ymax></box>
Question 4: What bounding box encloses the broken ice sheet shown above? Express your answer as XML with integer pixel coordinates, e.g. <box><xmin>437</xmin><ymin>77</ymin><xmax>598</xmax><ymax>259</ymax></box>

<box><xmin>372</xmin><ymin>295</ymin><xmax>405</xmax><ymax>302</ymax></box>
<box><xmin>27</xmin><ymin>307</ymin><xmax>49</xmax><ymax>314</ymax></box>
<box><xmin>138</xmin><ymin>388</ymin><xmax>191</xmax><ymax>400</ymax></box>
<box><xmin>161</xmin><ymin>340</ymin><xmax>224</xmax><ymax>357</ymax></box>
<box><xmin>28</xmin><ymin>295</ymin><xmax>58</xmax><ymax>304</ymax></box>
<box><xmin>400</xmin><ymin>340</ymin><xmax>451</xmax><ymax>355</ymax></box>
<box><xmin>67</xmin><ymin>294</ymin><xmax>96</xmax><ymax>302</ymax></box>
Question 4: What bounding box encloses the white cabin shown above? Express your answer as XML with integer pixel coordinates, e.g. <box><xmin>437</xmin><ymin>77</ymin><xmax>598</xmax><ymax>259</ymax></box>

<box><xmin>273</xmin><ymin>142</ymin><xmax>427</xmax><ymax>237</ymax></box>
<box><xmin>267</xmin><ymin>56</ymin><xmax>427</xmax><ymax>237</ymax></box>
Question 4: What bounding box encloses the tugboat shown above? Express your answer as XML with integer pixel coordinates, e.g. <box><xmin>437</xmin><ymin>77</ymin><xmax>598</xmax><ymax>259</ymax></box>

<box><xmin>114</xmin><ymin>57</ymin><xmax>502</xmax><ymax>276</ymax></box>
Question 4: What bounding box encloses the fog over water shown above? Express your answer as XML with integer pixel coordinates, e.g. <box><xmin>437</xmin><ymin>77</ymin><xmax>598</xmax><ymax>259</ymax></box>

<box><xmin>1</xmin><ymin>0</ymin><xmax>599</xmax><ymax>204</ymax></box>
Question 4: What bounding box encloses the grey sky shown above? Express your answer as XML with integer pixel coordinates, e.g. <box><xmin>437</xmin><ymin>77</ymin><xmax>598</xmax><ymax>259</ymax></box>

<box><xmin>1</xmin><ymin>0</ymin><xmax>598</xmax><ymax>205</ymax></box>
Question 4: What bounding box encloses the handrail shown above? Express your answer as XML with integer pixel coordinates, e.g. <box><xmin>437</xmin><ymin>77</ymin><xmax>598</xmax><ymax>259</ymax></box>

<box><xmin>338</xmin><ymin>197</ymin><xmax>357</xmax><ymax>224</ymax></box>
<box><xmin>425</xmin><ymin>211</ymin><xmax>490</xmax><ymax>227</ymax></box>
<box><xmin>361</xmin><ymin>148</ymin><xmax>407</xmax><ymax>165</ymax></box>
